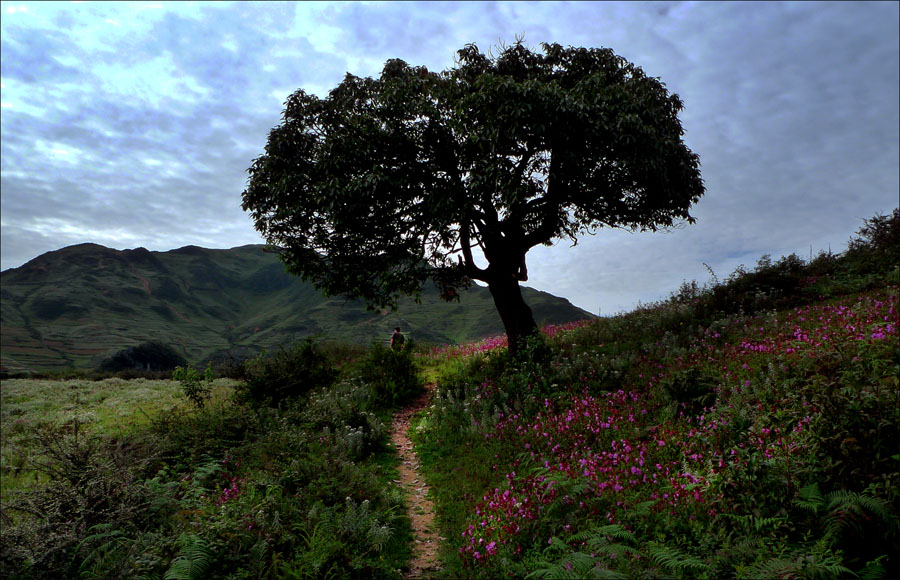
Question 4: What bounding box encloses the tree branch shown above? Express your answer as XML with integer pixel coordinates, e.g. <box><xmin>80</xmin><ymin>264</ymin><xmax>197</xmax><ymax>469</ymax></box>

<box><xmin>460</xmin><ymin>214</ymin><xmax>488</xmax><ymax>281</ymax></box>
<box><xmin>508</xmin><ymin>145</ymin><xmax>536</xmax><ymax>193</ymax></box>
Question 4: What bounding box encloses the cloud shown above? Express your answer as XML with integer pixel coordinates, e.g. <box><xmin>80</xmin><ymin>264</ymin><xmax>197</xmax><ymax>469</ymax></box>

<box><xmin>1</xmin><ymin>1</ymin><xmax>897</xmax><ymax>316</ymax></box>
<box><xmin>1</xmin><ymin>27</ymin><xmax>83</xmax><ymax>84</ymax></box>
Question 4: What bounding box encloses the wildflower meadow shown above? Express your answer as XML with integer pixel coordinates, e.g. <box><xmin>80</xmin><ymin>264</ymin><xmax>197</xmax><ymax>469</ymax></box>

<box><xmin>440</xmin><ymin>287</ymin><xmax>897</xmax><ymax>578</ymax></box>
<box><xmin>412</xmin><ymin>211</ymin><xmax>900</xmax><ymax>579</ymax></box>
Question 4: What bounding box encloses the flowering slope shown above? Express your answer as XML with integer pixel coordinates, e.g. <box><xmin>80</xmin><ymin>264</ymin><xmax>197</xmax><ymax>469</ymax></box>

<box><xmin>421</xmin><ymin>321</ymin><xmax>593</xmax><ymax>362</ymax></box>
<box><xmin>422</xmin><ymin>286</ymin><xmax>898</xmax><ymax>578</ymax></box>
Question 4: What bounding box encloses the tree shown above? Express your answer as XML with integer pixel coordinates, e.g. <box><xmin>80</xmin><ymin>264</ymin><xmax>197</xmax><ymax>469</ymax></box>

<box><xmin>99</xmin><ymin>340</ymin><xmax>187</xmax><ymax>373</ymax></box>
<box><xmin>242</xmin><ymin>41</ymin><xmax>704</xmax><ymax>355</ymax></box>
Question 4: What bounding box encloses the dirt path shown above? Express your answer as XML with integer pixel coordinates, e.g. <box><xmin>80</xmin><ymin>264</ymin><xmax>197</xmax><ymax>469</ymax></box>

<box><xmin>389</xmin><ymin>384</ymin><xmax>442</xmax><ymax>578</ymax></box>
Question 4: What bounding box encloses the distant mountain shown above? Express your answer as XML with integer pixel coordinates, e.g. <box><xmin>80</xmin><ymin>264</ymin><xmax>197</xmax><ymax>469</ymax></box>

<box><xmin>0</xmin><ymin>243</ymin><xmax>593</xmax><ymax>373</ymax></box>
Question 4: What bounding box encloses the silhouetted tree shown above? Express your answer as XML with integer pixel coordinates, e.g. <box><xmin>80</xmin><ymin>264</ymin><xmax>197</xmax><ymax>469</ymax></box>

<box><xmin>242</xmin><ymin>41</ymin><xmax>705</xmax><ymax>354</ymax></box>
<box><xmin>99</xmin><ymin>341</ymin><xmax>187</xmax><ymax>372</ymax></box>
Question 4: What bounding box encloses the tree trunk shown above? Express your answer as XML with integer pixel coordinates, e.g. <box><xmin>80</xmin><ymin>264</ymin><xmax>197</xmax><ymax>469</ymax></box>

<box><xmin>487</xmin><ymin>274</ymin><xmax>539</xmax><ymax>357</ymax></box>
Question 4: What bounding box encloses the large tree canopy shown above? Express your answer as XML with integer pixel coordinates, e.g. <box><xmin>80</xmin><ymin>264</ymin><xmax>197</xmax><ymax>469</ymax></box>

<box><xmin>242</xmin><ymin>41</ymin><xmax>704</xmax><ymax>354</ymax></box>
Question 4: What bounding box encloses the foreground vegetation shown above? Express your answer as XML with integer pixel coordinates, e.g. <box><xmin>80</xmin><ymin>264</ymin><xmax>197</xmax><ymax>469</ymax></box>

<box><xmin>1</xmin><ymin>210</ymin><xmax>897</xmax><ymax>579</ymax></box>
<box><xmin>413</xmin><ymin>210</ymin><xmax>899</xmax><ymax>579</ymax></box>
<box><xmin>1</xmin><ymin>343</ymin><xmax>423</xmax><ymax>579</ymax></box>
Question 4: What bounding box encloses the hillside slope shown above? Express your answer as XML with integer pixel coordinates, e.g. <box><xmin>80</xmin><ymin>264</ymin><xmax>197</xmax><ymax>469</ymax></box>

<box><xmin>0</xmin><ymin>243</ymin><xmax>593</xmax><ymax>372</ymax></box>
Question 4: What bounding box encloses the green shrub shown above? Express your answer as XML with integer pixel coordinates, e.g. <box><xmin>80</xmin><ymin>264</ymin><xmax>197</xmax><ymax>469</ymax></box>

<box><xmin>234</xmin><ymin>339</ymin><xmax>338</xmax><ymax>406</ymax></box>
<box><xmin>845</xmin><ymin>208</ymin><xmax>900</xmax><ymax>274</ymax></box>
<box><xmin>99</xmin><ymin>340</ymin><xmax>188</xmax><ymax>373</ymax></box>
<box><xmin>352</xmin><ymin>342</ymin><xmax>423</xmax><ymax>406</ymax></box>
<box><xmin>284</xmin><ymin>498</ymin><xmax>400</xmax><ymax>578</ymax></box>
<box><xmin>0</xmin><ymin>424</ymin><xmax>161</xmax><ymax>579</ymax></box>
<box><xmin>172</xmin><ymin>363</ymin><xmax>214</xmax><ymax>410</ymax></box>
<box><xmin>302</xmin><ymin>380</ymin><xmax>387</xmax><ymax>461</ymax></box>
<box><xmin>659</xmin><ymin>367</ymin><xmax>718</xmax><ymax>418</ymax></box>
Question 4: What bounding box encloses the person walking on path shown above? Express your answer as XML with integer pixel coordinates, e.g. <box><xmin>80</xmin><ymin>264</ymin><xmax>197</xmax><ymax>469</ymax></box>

<box><xmin>390</xmin><ymin>327</ymin><xmax>405</xmax><ymax>351</ymax></box>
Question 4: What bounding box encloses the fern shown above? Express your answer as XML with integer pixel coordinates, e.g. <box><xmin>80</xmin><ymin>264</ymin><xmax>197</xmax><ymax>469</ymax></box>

<box><xmin>821</xmin><ymin>488</ymin><xmax>891</xmax><ymax>544</ymax></box>
<box><xmin>192</xmin><ymin>455</ymin><xmax>224</xmax><ymax>482</ymax></box>
<box><xmin>365</xmin><ymin>520</ymin><xmax>393</xmax><ymax>554</ymax></box>
<box><xmin>164</xmin><ymin>533</ymin><xmax>214</xmax><ymax>580</ymax></box>
<box><xmin>527</xmin><ymin>551</ymin><xmax>627</xmax><ymax>579</ymax></box>
<box><xmin>527</xmin><ymin>551</ymin><xmax>598</xmax><ymax>579</ymax></box>
<box><xmin>242</xmin><ymin>539</ymin><xmax>274</xmax><ymax>579</ymax></box>
<box><xmin>526</xmin><ymin>527</ymin><xmax>637</xmax><ymax>580</ymax></box>
<box><xmin>794</xmin><ymin>482</ymin><xmax>827</xmax><ymax>515</ymax></box>
<box><xmin>295</xmin><ymin>519</ymin><xmax>342</xmax><ymax>577</ymax></box>
<box><xmin>622</xmin><ymin>500</ymin><xmax>657</xmax><ymax>519</ymax></box>
<box><xmin>857</xmin><ymin>555</ymin><xmax>889</xmax><ymax>580</ymax></box>
<box><xmin>826</xmin><ymin>489</ymin><xmax>890</xmax><ymax>520</ymax></box>
<box><xmin>570</xmin><ymin>524</ymin><xmax>636</xmax><ymax>546</ymax></box>
<box><xmin>728</xmin><ymin>535</ymin><xmax>770</xmax><ymax>561</ymax></box>
<box><xmin>744</xmin><ymin>542</ymin><xmax>854</xmax><ymax>580</ymax></box>
<box><xmin>646</xmin><ymin>541</ymin><xmax>710</xmax><ymax>576</ymax></box>
<box><xmin>297</xmin><ymin>519</ymin><xmax>327</xmax><ymax>549</ymax></box>
<box><xmin>743</xmin><ymin>555</ymin><xmax>798</xmax><ymax>579</ymax></box>
<box><xmin>718</xmin><ymin>512</ymin><xmax>787</xmax><ymax>534</ymax></box>
<box><xmin>73</xmin><ymin>523</ymin><xmax>130</xmax><ymax>578</ymax></box>
<box><xmin>806</xmin><ymin>550</ymin><xmax>854</xmax><ymax>579</ymax></box>
<box><xmin>332</xmin><ymin>498</ymin><xmax>394</xmax><ymax>556</ymax></box>
<box><xmin>571</xmin><ymin>524</ymin><xmax>641</xmax><ymax>561</ymax></box>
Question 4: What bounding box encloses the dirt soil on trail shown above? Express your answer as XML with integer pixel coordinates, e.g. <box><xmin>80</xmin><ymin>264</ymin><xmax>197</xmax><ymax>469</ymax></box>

<box><xmin>389</xmin><ymin>384</ymin><xmax>443</xmax><ymax>579</ymax></box>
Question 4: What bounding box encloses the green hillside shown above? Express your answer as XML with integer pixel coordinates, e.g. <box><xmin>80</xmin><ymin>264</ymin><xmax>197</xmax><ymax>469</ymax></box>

<box><xmin>0</xmin><ymin>243</ymin><xmax>592</xmax><ymax>373</ymax></box>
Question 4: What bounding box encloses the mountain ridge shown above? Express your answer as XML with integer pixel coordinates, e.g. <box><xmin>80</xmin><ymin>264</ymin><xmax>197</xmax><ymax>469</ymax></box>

<box><xmin>1</xmin><ymin>243</ymin><xmax>593</xmax><ymax>373</ymax></box>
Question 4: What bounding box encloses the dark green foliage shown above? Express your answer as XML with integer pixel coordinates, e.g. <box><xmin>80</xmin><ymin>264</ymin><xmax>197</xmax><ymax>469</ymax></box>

<box><xmin>845</xmin><ymin>208</ymin><xmax>900</xmax><ymax>273</ymax></box>
<box><xmin>242</xmin><ymin>39</ymin><xmax>702</xmax><ymax>353</ymax></box>
<box><xmin>1</xmin><ymin>362</ymin><xmax>411</xmax><ymax>579</ymax></box>
<box><xmin>687</xmin><ymin>252</ymin><xmax>811</xmax><ymax>320</ymax></box>
<box><xmin>29</xmin><ymin>296</ymin><xmax>85</xmax><ymax>320</ymax></box>
<box><xmin>528</xmin><ymin>526</ymin><xmax>637</xmax><ymax>580</ymax></box>
<box><xmin>351</xmin><ymin>342</ymin><xmax>424</xmax><ymax>406</ymax></box>
<box><xmin>801</xmin><ymin>353</ymin><xmax>899</xmax><ymax>491</ymax></box>
<box><xmin>289</xmin><ymin>497</ymin><xmax>397</xmax><ymax>576</ymax></box>
<box><xmin>655</xmin><ymin>206</ymin><xmax>900</xmax><ymax>325</ymax></box>
<box><xmin>99</xmin><ymin>340</ymin><xmax>188</xmax><ymax>372</ymax></box>
<box><xmin>644</xmin><ymin>541</ymin><xmax>710</xmax><ymax>577</ymax></box>
<box><xmin>0</xmin><ymin>424</ymin><xmax>161</xmax><ymax>579</ymax></box>
<box><xmin>172</xmin><ymin>363</ymin><xmax>214</xmax><ymax>409</ymax></box>
<box><xmin>410</xmin><ymin>211</ymin><xmax>899</xmax><ymax>579</ymax></box>
<box><xmin>300</xmin><ymin>380</ymin><xmax>388</xmax><ymax>463</ymax></box>
<box><xmin>164</xmin><ymin>534</ymin><xmax>215</xmax><ymax>580</ymax></box>
<box><xmin>793</xmin><ymin>483</ymin><xmax>895</xmax><ymax>556</ymax></box>
<box><xmin>660</xmin><ymin>367</ymin><xmax>718</xmax><ymax>417</ymax></box>
<box><xmin>234</xmin><ymin>339</ymin><xmax>338</xmax><ymax>406</ymax></box>
<box><xmin>4</xmin><ymin>210</ymin><xmax>896</xmax><ymax>579</ymax></box>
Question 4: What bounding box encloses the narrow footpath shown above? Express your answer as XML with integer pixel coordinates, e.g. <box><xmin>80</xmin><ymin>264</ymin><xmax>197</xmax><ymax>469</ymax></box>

<box><xmin>389</xmin><ymin>384</ymin><xmax>442</xmax><ymax>579</ymax></box>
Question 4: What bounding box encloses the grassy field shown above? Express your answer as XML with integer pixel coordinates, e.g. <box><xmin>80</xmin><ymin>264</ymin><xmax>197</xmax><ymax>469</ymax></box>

<box><xmin>1</xmin><ymin>378</ymin><xmax>239</xmax><ymax>496</ymax></box>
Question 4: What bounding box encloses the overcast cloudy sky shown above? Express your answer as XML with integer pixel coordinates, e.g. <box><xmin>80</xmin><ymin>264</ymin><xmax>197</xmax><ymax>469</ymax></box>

<box><xmin>1</xmin><ymin>1</ymin><xmax>897</xmax><ymax>315</ymax></box>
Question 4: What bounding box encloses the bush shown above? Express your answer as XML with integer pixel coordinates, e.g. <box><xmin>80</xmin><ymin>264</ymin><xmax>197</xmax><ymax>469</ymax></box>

<box><xmin>352</xmin><ymin>342</ymin><xmax>423</xmax><ymax>406</ymax></box>
<box><xmin>660</xmin><ymin>367</ymin><xmax>718</xmax><ymax>417</ymax></box>
<box><xmin>234</xmin><ymin>339</ymin><xmax>338</xmax><ymax>406</ymax></box>
<box><xmin>301</xmin><ymin>379</ymin><xmax>387</xmax><ymax>461</ymax></box>
<box><xmin>0</xmin><ymin>424</ymin><xmax>161</xmax><ymax>579</ymax></box>
<box><xmin>98</xmin><ymin>340</ymin><xmax>187</xmax><ymax>373</ymax></box>
<box><xmin>172</xmin><ymin>363</ymin><xmax>214</xmax><ymax>409</ymax></box>
<box><xmin>845</xmin><ymin>208</ymin><xmax>900</xmax><ymax>275</ymax></box>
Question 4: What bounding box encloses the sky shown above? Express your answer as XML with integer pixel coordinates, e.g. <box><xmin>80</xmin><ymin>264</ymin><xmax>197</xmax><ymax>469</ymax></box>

<box><xmin>1</xmin><ymin>1</ymin><xmax>898</xmax><ymax>316</ymax></box>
